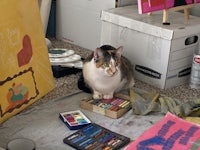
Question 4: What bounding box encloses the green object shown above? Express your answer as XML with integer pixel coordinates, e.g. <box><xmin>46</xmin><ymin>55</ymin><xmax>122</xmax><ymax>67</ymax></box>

<box><xmin>48</xmin><ymin>49</ymin><xmax>65</xmax><ymax>54</ymax></box>
<box><xmin>130</xmin><ymin>88</ymin><xmax>200</xmax><ymax>117</ymax></box>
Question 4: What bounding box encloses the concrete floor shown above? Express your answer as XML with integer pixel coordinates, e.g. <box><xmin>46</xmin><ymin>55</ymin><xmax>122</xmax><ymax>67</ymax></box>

<box><xmin>0</xmin><ymin>92</ymin><xmax>163</xmax><ymax>150</ymax></box>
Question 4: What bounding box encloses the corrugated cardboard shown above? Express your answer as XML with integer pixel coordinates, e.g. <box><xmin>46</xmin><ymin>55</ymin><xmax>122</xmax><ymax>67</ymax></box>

<box><xmin>100</xmin><ymin>5</ymin><xmax>200</xmax><ymax>89</ymax></box>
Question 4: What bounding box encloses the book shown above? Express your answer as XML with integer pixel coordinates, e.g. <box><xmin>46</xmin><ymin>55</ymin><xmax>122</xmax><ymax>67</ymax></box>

<box><xmin>59</xmin><ymin>110</ymin><xmax>91</xmax><ymax>130</ymax></box>
<box><xmin>63</xmin><ymin>123</ymin><xmax>130</xmax><ymax>150</ymax></box>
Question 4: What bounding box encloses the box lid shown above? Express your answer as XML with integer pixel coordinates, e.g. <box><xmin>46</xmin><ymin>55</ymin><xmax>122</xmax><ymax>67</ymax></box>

<box><xmin>101</xmin><ymin>5</ymin><xmax>200</xmax><ymax>40</ymax></box>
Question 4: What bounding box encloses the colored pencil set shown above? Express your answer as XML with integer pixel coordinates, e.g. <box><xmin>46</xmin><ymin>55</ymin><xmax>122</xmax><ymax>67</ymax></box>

<box><xmin>63</xmin><ymin>123</ymin><xmax>130</xmax><ymax>150</ymax></box>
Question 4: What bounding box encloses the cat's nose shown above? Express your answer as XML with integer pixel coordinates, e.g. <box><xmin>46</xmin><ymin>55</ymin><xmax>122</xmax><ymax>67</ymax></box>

<box><xmin>112</xmin><ymin>69</ymin><xmax>118</xmax><ymax>75</ymax></box>
<box><xmin>107</xmin><ymin>67</ymin><xmax>117</xmax><ymax>76</ymax></box>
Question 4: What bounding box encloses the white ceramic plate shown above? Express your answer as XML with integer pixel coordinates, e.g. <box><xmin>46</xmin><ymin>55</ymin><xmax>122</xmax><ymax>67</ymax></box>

<box><xmin>60</xmin><ymin>60</ymin><xmax>83</xmax><ymax>69</ymax></box>
<box><xmin>48</xmin><ymin>48</ymin><xmax>75</xmax><ymax>58</ymax></box>
<box><xmin>50</xmin><ymin>54</ymin><xmax>81</xmax><ymax>65</ymax></box>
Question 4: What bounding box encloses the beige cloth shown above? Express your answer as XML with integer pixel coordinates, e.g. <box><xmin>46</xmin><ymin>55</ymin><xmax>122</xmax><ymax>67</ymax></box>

<box><xmin>130</xmin><ymin>88</ymin><xmax>200</xmax><ymax>117</ymax></box>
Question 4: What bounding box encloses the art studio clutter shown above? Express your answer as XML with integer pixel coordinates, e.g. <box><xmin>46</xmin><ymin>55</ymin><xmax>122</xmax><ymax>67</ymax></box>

<box><xmin>48</xmin><ymin>48</ymin><xmax>83</xmax><ymax>78</ymax></box>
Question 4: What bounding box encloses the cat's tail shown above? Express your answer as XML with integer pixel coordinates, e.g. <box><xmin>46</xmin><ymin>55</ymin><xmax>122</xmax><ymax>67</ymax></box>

<box><xmin>78</xmin><ymin>73</ymin><xmax>92</xmax><ymax>93</ymax></box>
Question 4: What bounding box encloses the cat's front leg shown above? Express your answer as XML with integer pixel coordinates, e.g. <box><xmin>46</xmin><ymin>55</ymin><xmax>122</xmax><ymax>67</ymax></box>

<box><xmin>103</xmin><ymin>93</ymin><xmax>114</xmax><ymax>99</ymax></box>
<box><xmin>93</xmin><ymin>91</ymin><xmax>103</xmax><ymax>99</ymax></box>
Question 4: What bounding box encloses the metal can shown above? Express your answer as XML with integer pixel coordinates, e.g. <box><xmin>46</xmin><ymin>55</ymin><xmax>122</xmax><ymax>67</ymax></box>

<box><xmin>190</xmin><ymin>54</ymin><xmax>200</xmax><ymax>89</ymax></box>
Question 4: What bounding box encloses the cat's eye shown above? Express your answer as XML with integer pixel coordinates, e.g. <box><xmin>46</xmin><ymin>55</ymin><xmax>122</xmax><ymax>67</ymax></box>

<box><xmin>103</xmin><ymin>63</ymin><xmax>109</xmax><ymax>67</ymax></box>
<box><xmin>115</xmin><ymin>61</ymin><xmax>119</xmax><ymax>66</ymax></box>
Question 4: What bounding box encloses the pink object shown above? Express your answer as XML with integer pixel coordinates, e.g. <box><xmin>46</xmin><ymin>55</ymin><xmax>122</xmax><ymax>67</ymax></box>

<box><xmin>138</xmin><ymin>0</ymin><xmax>200</xmax><ymax>14</ymax></box>
<box><xmin>125</xmin><ymin>112</ymin><xmax>200</xmax><ymax>150</ymax></box>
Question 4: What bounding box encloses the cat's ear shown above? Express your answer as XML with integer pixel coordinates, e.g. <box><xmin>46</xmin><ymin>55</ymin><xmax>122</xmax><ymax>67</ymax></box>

<box><xmin>116</xmin><ymin>46</ymin><xmax>124</xmax><ymax>57</ymax></box>
<box><xmin>94</xmin><ymin>48</ymin><xmax>103</xmax><ymax>61</ymax></box>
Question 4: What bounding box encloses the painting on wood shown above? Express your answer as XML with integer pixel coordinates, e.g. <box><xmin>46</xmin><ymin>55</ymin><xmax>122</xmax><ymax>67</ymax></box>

<box><xmin>138</xmin><ymin>0</ymin><xmax>200</xmax><ymax>14</ymax></box>
<box><xmin>0</xmin><ymin>0</ymin><xmax>55</xmax><ymax>123</ymax></box>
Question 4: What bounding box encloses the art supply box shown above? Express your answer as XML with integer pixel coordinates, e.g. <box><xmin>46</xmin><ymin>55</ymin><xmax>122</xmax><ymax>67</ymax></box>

<box><xmin>80</xmin><ymin>95</ymin><xmax>131</xmax><ymax>119</ymax></box>
<box><xmin>63</xmin><ymin>123</ymin><xmax>130</xmax><ymax>150</ymax></box>
<box><xmin>100</xmin><ymin>5</ymin><xmax>200</xmax><ymax>89</ymax></box>
<box><xmin>59</xmin><ymin>110</ymin><xmax>91</xmax><ymax>130</ymax></box>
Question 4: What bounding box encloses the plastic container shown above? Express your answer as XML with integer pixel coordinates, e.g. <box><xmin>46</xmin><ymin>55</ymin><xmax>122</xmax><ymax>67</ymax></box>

<box><xmin>6</xmin><ymin>138</ymin><xmax>36</xmax><ymax>150</ymax></box>
<box><xmin>190</xmin><ymin>45</ymin><xmax>200</xmax><ymax>89</ymax></box>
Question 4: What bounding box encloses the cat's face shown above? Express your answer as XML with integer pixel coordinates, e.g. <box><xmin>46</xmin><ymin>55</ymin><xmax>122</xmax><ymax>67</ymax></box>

<box><xmin>93</xmin><ymin>46</ymin><xmax>123</xmax><ymax>76</ymax></box>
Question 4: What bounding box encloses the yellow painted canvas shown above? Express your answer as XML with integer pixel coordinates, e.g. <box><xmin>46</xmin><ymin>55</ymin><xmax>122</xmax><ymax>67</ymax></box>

<box><xmin>0</xmin><ymin>0</ymin><xmax>55</xmax><ymax>123</ymax></box>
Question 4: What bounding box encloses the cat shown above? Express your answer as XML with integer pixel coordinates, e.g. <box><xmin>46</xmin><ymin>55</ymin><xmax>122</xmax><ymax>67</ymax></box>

<box><xmin>81</xmin><ymin>45</ymin><xmax>134</xmax><ymax>99</ymax></box>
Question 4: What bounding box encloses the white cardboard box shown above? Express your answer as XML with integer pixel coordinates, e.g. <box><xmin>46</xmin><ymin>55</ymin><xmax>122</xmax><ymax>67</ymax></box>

<box><xmin>100</xmin><ymin>5</ymin><xmax>200</xmax><ymax>89</ymax></box>
<box><xmin>190</xmin><ymin>3</ymin><xmax>200</xmax><ymax>17</ymax></box>
<box><xmin>56</xmin><ymin>0</ymin><xmax>137</xmax><ymax>51</ymax></box>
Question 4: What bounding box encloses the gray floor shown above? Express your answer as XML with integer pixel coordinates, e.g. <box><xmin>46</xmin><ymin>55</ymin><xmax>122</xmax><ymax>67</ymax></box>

<box><xmin>31</xmin><ymin>39</ymin><xmax>200</xmax><ymax>113</ymax></box>
<box><xmin>1</xmin><ymin>39</ymin><xmax>200</xmax><ymax>149</ymax></box>
<box><xmin>0</xmin><ymin>92</ymin><xmax>163</xmax><ymax>150</ymax></box>
<box><xmin>50</xmin><ymin>38</ymin><xmax>200</xmax><ymax>102</ymax></box>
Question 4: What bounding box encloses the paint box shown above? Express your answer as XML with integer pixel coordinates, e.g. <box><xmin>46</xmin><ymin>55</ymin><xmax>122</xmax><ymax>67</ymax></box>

<box><xmin>59</xmin><ymin>110</ymin><xmax>91</xmax><ymax>130</ymax></box>
<box><xmin>63</xmin><ymin>123</ymin><xmax>130</xmax><ymax>150</ymax></box>
<box><xmin>80</xmin><ymin>94</ymin><xmax>131</xmax><ymax>119</ymax></box>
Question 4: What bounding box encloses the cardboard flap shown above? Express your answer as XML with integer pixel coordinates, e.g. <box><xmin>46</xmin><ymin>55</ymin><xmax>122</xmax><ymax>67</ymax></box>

<box><xmin>101</xmin><ymin>5</ymin><xmax>200</xmax><ymax>40</ymax></box>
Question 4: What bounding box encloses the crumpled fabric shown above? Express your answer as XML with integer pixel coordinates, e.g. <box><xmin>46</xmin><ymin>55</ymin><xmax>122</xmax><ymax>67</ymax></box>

<box><xmin>130</xmin><ymin>88</ymin><xmax>200</xmax><ymax>118</ymax></box>
<box><xmin>184</xmin><ymin>117</ymin><xmax>200</xmax><ymax>125</ymax></box>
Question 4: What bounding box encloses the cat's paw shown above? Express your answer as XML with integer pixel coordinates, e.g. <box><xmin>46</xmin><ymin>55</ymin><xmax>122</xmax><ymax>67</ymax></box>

<box><xmin>103</xmin><ymin>94</ymin><xmax>113</xmax><ymax>99</ymax></box>
<box><xmin>93</xmin><ymin>92</ymin><xmax>103</xmax><ymax>99</ymax></box>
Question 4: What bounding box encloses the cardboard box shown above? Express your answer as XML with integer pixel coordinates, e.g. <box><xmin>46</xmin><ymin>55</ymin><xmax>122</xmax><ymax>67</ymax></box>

<box><xmin>56</xmin><ymin>0</ymin><xmax>136</xmax><ymax>50</ymax></box>
<box><xmin>190</xmin><ymin>4</ymin><xmax>200</xmax><ymax>17</ymax></box>
<box><xmin>100</xmin><ymin>5</ymin><xmax>200</xmax><ymax>89</ymax></box>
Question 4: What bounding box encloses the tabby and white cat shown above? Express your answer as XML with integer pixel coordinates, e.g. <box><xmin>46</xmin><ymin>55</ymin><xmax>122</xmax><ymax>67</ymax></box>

<box><xmin>82</xmin><ymin>45</ymin><xmax>134</xmax><ymax>99</ymax></box>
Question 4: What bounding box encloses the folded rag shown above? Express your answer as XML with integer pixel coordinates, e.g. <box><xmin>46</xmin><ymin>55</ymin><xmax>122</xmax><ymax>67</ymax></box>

<box><xmin>130</xmin><ymin>88</ymin><xmax>200</xmax><ymax>118</ymax></box>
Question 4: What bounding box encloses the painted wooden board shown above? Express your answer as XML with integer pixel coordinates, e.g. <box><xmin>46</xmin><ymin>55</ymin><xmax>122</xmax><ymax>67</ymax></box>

<box><xmin>0</xmin><ymin>0</ymin><xmax>55</xmax><ymax>123</ymax></box>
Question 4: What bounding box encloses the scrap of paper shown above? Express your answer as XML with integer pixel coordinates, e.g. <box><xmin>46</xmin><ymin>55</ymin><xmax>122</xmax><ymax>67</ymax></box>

<box><xmin>125</xmin><ymin>112</ymin><xmax>200</xmax><ymax>150</ymax></box>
